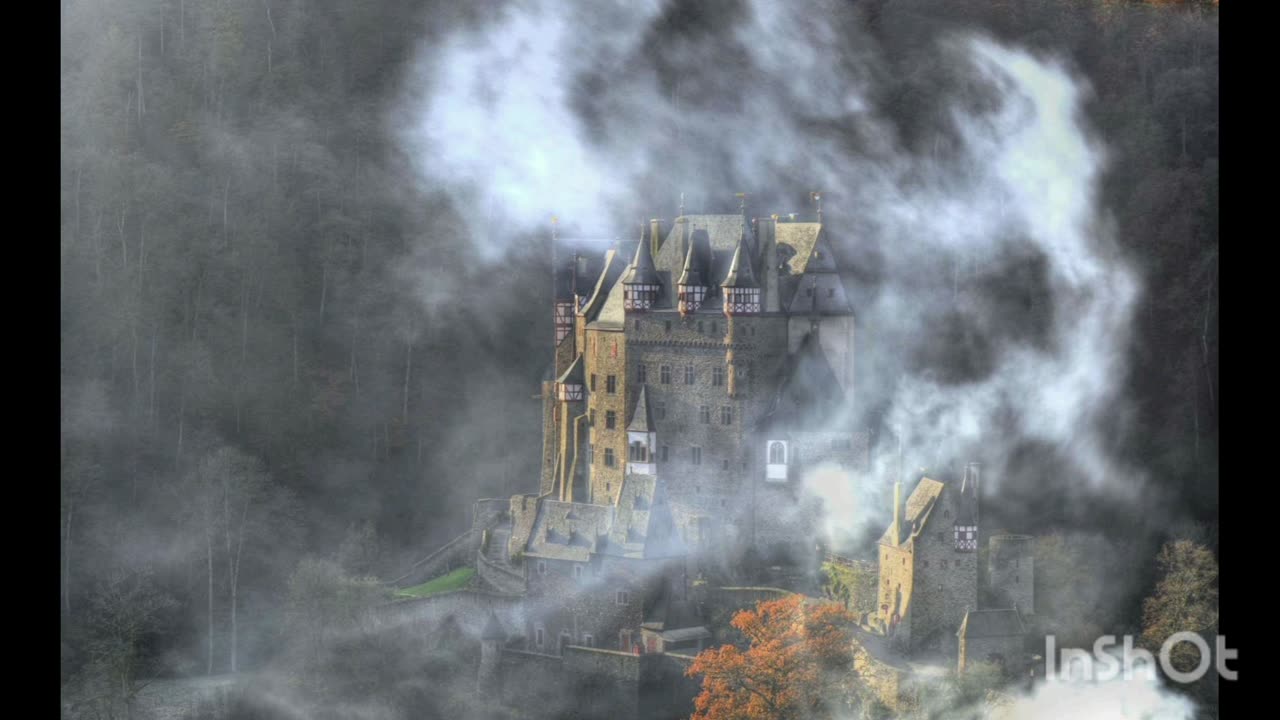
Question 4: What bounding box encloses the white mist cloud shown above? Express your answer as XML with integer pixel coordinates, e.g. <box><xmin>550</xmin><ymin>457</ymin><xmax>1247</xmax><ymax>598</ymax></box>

<box><xmin>400</xmin><ymin>0</ymin><xmax>1148</xmax><ymax>628</ymax></box>
<box><xmin>992</xmin><ymin>672</ymin><xmax>1197</xmax><ymax>720</ymax></box>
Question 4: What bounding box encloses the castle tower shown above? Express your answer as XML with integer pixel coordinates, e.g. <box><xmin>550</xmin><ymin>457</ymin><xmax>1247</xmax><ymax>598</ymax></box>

<box><xmin>621</xmin><ymin>225</ymin><xmax>661</xmax><ymax>312</ymax></box>
<box><xmin>477</xmin><ymin>610</ymin><xmax>506</xmax><ymax>696</ymax></box>
<box><xmin>955</xmin><ymin>462</ymin><xmax>979</xmax><ymax>552</ymax></box>
<box><xmin>988</xmin><ymin>534</ymin><xmax>1034</xmax><ymax>614</ymax></box>
<box><xmin>721</xmin><ymin>227</ymin><xmax>761</xmax><ymax>315</ymax></box>
<box><xmin>676</xmin><ymin>233</ymin><xmax>709</xmax><ymax>316</ymax></box>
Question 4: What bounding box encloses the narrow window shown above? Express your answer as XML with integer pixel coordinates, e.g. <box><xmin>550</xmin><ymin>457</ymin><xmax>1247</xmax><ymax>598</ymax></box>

<box><xmin>606</xmin><ymin>375</ymin><xmax>616</xmax><ymax>394</ymax></box>
<box><xmin>660</xmin><ymin>445</ymin><xmax>669</xmax><ymax>462</ymax></box>
<box><xmin>535</xmin><ymin>626</ymin><xmax>545</xmax><ymax>648</ymax></box>
<box><xmin>606</xmin><ymin>410</ymin><xmax>616</xmax><ymax>429</ymax></box>
<box><xmin>573</xmin><ymin>564</ymin><xmax>583</xmax><ymax>579</ymax></box>
<box><xmin>582</xmin><ymin>634</ymin><xmax>594</xmax><ymax>648</ymax></box>
<box><xmin>684</xmin><ymin>365</ymin><xmax>695</xmax><ymax>384</ymax></box>
<box><xmin>655</xmin><ymin>401</ymin><xmax>666</xmax><ymax>419</ymax></box>
<box><xmin>588</xmin><ymin>444</ymin><xmax>594</xmax><ymax>463</ymax></box>
<box><xmin>698</xmin><ymin>321</ymin><xmax>704</xmax><ymax>333</ymax></box>
<box><xmin>537</xmin><ymin>561</ymin><xmax>547</xmax><ymax>576</ymax></box>
<box><xmin>616</xmin><ymin>590</ymin><xmax>629</xmax><ymax>605</ymax></box>
<box><xmin>591</xmin><ymin>374</ymin><xmax>597</xmax><ymax>391</ymax></box>
<box><xmin>604</xmin><ymin>448</ymin><xmax>615</xmax><ymax>467</ymax></box>
<box><xmin>720</xmin><ymin>406</ymin><xmax>732</xmax><ymax>425</ymax></box>
<box><xmin>712</xmin><ymin>367</ymin><xmax>724</xmax><ymax>387</ymax></box>
<box><xmin>634</xmin><ymin>319</ymin><xmax>640</xmax><ymax>330</ymax></box>
<box><xmin>699</xmin><ymin>406</ymin><xmax>711</xmax><ymax>424</ymax></box>
<box><xmin>660</xmin><ymin>365</ymin><xmax>671</xmax><ymax>384</ymax></box>
<box><xmin>637</xmin><ymin>364</ymin><xmax>647</xmax><ymax>384</ymax></box>
<box><xmin>664</xmin><ymin>321</ymin><xmax>671</xmax><ymax>333</ymax></box>
<box><xmin>692</xmin><ymin>447</ymin><xmax>702</xmax><ymax>465</ymax></box>
<box><xmin>711</xmin><ymin>321</ymin><xmax>718</xmax><ymax>335</ymax></box>
<box><xmin>589</xmin><ymin>409</ymin><xmax>595</xmax><ymax>426</ymax></box>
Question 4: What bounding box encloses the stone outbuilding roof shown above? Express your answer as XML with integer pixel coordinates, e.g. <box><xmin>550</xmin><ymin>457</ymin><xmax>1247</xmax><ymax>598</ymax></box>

<box><xmin>878</xmin><ymin>476</ymin><xmax>946</xmax><ymax>547</ymax></box>
<box><xmin>957</xmin><ymin>609</ymin><xmax>1026</xmax><ymax>639</ymax></box>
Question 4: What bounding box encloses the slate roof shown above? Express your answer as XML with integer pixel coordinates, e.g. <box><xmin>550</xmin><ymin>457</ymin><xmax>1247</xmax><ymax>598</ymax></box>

<box><xmin>556</xmin><ymin>354</ymin><xmax>585</xmax><ymax>386</ymax></box>
<box><xmin>759</xmin><ymin>332</ymin><xmax>847</xmax><ymax>431</ymax></box>
<box><xmin>878</xmin><ymin>476</ymin><xmax>946</xmax><ymax>547</ymax></box>
<box><xmin>721</xmin><ymin>230</ymin><xmax>758</xmax><ymax>288</ymax></box>
<box><xmin>628</xmin><ymin>385</ymin><xmax>655</xmax><ymax>432</ymax></box>
<box><xmin>957</xmin><ymin>609</ymin><xmax>1026</xmax><ymax>639</ymax></box>
<box><xmin>525</xmin><ymin>475</ymin><xmax>685</xmax><ymax>562</ymax></box>
<box><xmin>621</xmin><ymin>227</ymin><xmax>661</xmax><ymax>286</ymax></box>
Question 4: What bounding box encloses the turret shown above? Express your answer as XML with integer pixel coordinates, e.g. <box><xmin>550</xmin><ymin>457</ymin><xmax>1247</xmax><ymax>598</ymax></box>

<box><xmin>621</xmin><ymin>225</ymin><xmax>660</xmax><ymax>312</ymax></box>
<box><xmin>721</xmin><ymin>226</ymin><xmax>760</xmax><ymax>315</ymax></box>
<box><xmin>954</xmin><ymin>463</ymin><xmax>979</xmax><ymax>552</ymax></box>
<box><xmin>677</xmin><ymin>229</ymin><xmax>709</xmax><ymax>316</ymax></box>
<box><xmin>477</xmin><ymin>610</ymin><xmax>506</xmax><ymax>695</ymax></box>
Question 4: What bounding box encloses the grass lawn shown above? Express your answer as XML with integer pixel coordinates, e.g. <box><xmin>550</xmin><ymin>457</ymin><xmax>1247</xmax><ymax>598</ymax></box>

<box><xmin>395</xmin><ymin>567</ymin><xmax>475</xmax><ymax>598</ymax></box>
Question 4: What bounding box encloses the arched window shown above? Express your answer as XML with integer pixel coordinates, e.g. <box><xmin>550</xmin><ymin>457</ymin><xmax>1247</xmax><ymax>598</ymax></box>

<box><xmin>768</xmin><ymin>441</ymin><xmax>786</xmax><ymax>464</ymax></box>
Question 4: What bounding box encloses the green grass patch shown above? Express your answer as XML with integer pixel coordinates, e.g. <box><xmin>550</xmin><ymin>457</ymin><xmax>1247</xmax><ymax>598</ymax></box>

<box><xmin>395</xmin><ymin>567</ymin><xmax>475</xmax><ymax>598</ymax></box>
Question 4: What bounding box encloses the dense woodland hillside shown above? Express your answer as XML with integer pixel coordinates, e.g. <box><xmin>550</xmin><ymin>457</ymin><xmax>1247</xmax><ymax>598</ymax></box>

<box><xmin>60</xmin><ymin>0</ymin><xmax>1216</xmax><ymax>710</ymax></box>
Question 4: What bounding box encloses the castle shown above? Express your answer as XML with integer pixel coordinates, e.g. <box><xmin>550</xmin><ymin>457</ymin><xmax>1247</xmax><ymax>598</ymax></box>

<box><xmin>380</xmin><ymin>198</ymin><xmax>1036</xmax><ymax>718</ymax></box>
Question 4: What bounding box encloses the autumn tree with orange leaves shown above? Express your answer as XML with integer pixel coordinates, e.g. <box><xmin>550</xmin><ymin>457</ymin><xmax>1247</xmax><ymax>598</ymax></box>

<box><xmin>686</xmin><ymin>595</ymin><xmax>862</xmax><ymax>720</ymax></box>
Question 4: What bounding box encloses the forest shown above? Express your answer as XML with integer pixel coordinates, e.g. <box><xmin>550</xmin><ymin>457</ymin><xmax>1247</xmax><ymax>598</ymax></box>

<box><xmin>61</xmin><ymin>0</ymin><xmax>1217</xmax><ymax>717</ymax></box>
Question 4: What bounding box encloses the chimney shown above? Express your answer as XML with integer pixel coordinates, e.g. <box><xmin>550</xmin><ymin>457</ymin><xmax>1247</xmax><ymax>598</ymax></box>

<box><xmin>650</xmin><ymin>218</ymin><xmax>664</xmax><ymax>257</ymax></box>
<box><xmin>891</xmin><ymin>480</ymin><xmax>902</xmax><ymax>546</ymax></box>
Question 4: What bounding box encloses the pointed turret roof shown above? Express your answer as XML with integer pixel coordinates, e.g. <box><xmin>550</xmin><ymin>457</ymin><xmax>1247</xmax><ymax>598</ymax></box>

<box><xmin>628</xmin><ymin>385</ymin><xmax>655</xmax><ymax>432</ymax></box>
<box><xmin>481</xmin><ymin>610</ymin><xmax>507</xmax><ymax>641</ymax></box>
<box><xmin>721</xmin><ymin>229</ymin><xmax>758</xmax><ymax>288</ymax></box>
<box><xmin>677</xmin><ymin>236</ymin><xmax>709</xmax><ymax>287</ymax></box>
<box><xmin>621</xmin><ymin>225</ymin><xmax>660</xmax><ymax>286</ymax></box>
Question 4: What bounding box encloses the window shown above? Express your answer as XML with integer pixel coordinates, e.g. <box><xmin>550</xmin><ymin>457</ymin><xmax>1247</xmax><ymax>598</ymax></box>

<box><xmin>559</xmin><ymin>632</ymin><xmax>572</xmax><ymax>653</ymax></box>
<box><xmin>692</xmin><ymin>447</ymin><xmax>702</xmax><ymax>465</ymax></box>
<box><xmin>604</xmin><ymin>448</ymin><xmax>615</xmax><ymax>467</ymax></box>
<box><xmin>637</xmin><ymin>364</ymin><xmax>647</xmax><ymax>384</ymax></box>
<box><xmin>655</xmin><ymin>401</ymin><xmax>666</xmax><ymax>419</ymax></box>
<box><xmin>664</xmin><ymin>321</ymin><xmax>671</xmax><ymax>333</ymax></box>
<box><xmin>720</xmin><ymin>406</ymin><xmax>733</xmax><ymax>425</ymax></box>
<box><xmin>712</xmin><ymin>367</ymin><xmax>724</xmax><ymax>386</ymax></box>
<box><xmin>582</xmin><ymin>634</ymin><xmax>594</xmax><ymax>648</ymax></box>
<box><xmin>685</xmin><ymin>365</ymin><xmax>695</xmax><ymax>384</ymax></box>
<box><xmin>660</xmin><ymin>365</ymin><xmax>671</xmax><ymax>384</ymax></box>
<box><xmin>606</xmin><ymin>410</ymin><xmax>616</xmax><ymax>429</ymax></box>
<box><xmin>711</xmin><ymin>321</ymin><xmax>718</xmax><ymax>335</ymax></box>
<box><xmin>616</xmin><ymin>590</ymin><xmax>630</xmax><ymax>605</ymax></box>
<box><xmin>588</xmin><ymin>444</ymin><xmax>594</xmax><ymax>463</ymax></box>
<box><xmin>619</xmin><ymin>630</ymin><xmax>632</xmax><ymax>651</ymax></box>
<box><xmin>700</xmin><ymin>406</ymin><xmax>711</xmax><ymax>424</ymax></box>
<box><xmin>768</xmin><ymin>442</ymin><xmax>786</xmax><ymax>464</ymax></box>
<box><xmin>660</xmin><ymin>445</ymin><xmax>669</xmax><ymax>462</ymax></box>
<box><xmin>535</xmin><ymin>625</ymin><xmax>545</xmax><ymax>648</ymax></box>
<box><xmin>590</xmin><ymin>410</ymin><xmax>595</xmax><ymax>426</ymax></box>
<box><xmin>591</xmin><ymin>374</ymin><xmax>597</xmax><ymax>391</ymax></box>
<box><xmin>573</xmin><ymin>564</ymin><xmax>583</xmax><ymax>579</ymax></box>
<box><xmin>634</xmin><ymin>319</ymin><xmax>640</xmax><ymax>330</ymax></box>
<box><xmin>698</xmin><ymin>321</ymin><xmax>704</xmax><ymax>333</ymax></box>
<box><xmin>629</xmin><ymin>442</ymin><xmax>648</xmax><ymax>462</ymax></box>
<box><xmin>537</xmin><ymin>561</ymin><xmax>547</xmax><ymax>576</ymax></box>
<box><xmin>606</xmin><ymin>375</ymin><xmax>616</xmax><ymax>394</ymax></box>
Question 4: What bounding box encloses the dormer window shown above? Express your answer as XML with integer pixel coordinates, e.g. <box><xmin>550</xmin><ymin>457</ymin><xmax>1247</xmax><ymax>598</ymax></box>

<box><xmin>623</xmin><ymin>282</ymin><xmax>659</xmax><ymax>311</ymax></box>
<box><xmin>954</xmin><ymin>525</ymin><xmax>978</xmax><ymax>552</ymax></box>
<box><xmin>554</xmin><ymin>300</ymin><xmax>574</xmax><ymax>344</ymax></box>
<box><xmin>556</xmin><ymin>381</ymin><xmax>583</xmax><ymax>402</ymax></box>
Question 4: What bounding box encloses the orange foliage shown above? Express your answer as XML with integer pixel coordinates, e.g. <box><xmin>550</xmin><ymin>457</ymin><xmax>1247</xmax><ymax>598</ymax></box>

<box><xmin>686</xmin><ymin>595</ymin><xmax>859</xmax><ymax>720</ymax></box>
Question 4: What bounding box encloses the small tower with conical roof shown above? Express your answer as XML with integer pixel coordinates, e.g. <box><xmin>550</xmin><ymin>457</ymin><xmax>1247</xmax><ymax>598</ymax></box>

<box><xmin>621</xmin><ymin>224</ymin><xmax>661</xmax><ymax>312</ymax></box>
<box><xmin>626</xmin><ymin>385</ymin><xmax>657</xmax><ymax>475</ymax></box>
<box><xmin>677</xmin><ymin>230</ymin><xmax>709</xmax><ymax>316</ymax></box>
<box><xmin>721</xmin><ymin>227</ymin><xmax>761</xmax><ymax>316</ymax></box>
<box><xmin>477</xmin><ymin>610</ymin><xmax>506</xmax><ymax>695</ymax></box>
